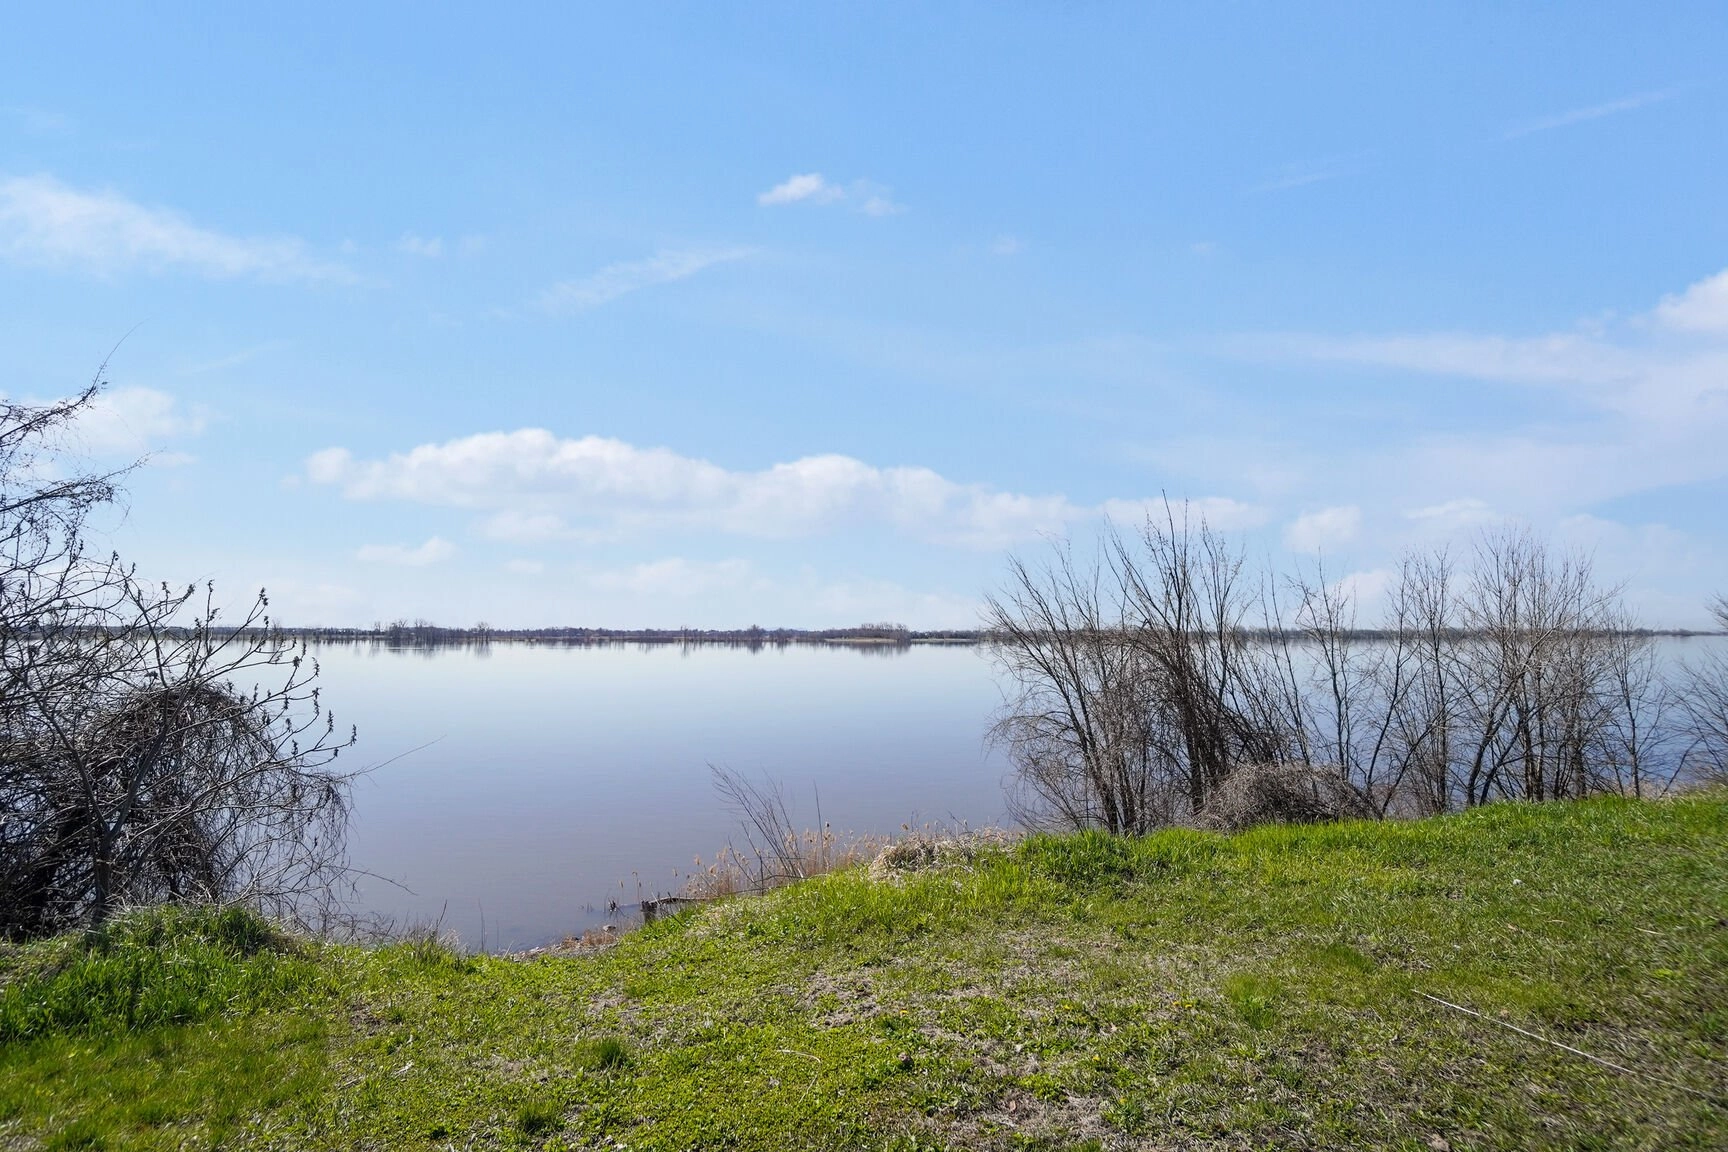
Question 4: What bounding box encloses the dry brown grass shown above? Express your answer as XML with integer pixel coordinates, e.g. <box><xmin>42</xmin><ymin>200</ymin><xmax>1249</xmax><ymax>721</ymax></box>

<box><xmin>678</xmin><ymin>825</ymin><xmax>888</xmax><ymax>900</ymax></box>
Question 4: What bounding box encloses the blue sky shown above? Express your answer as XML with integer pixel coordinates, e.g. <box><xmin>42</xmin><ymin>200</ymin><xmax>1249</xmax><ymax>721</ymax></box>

<box><xmin>4</xmin><ymin>3</ymin><xmax>1727</xmax><ymax>628</ymax></box>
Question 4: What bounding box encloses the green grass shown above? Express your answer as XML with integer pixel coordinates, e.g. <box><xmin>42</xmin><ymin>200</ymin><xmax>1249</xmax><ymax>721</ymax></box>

<box><xmin>3</xmin><ymin>793</ymin><xmax>1726</xmax><ymax>1149</ymax></box>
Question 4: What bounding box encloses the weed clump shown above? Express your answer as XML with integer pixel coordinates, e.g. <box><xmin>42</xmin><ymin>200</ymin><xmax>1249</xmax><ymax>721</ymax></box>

<box><xmin>574</xmin><ymin>1034</ymin><xmax>630</xmax><ymax>1073</ymax></box>
<box><xmin>513</xmin><ymin>1097</ymin><xmax>563</xmax><ymax>1136</ymax></box>
<box><xmin>867</xmin><ymin>829</ymin><xmax>1013</xmax><ymax>882</ymax></box>
<box><xmin>1197</xmin><ymin>761</ymin><xmax>1374</xmax><ymax>832</ymax></box>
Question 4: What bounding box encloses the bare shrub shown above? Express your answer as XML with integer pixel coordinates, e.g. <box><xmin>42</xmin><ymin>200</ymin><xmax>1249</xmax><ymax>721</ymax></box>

<box><xmin>1195</xmin><ymin>761</ymin><xmax>1373</xmax><ymax>833</ymax></box>
<box><xmin>683</xmin><ymin>766</ymin><xmax>884</xmax><ymax>899</ymax></box>
<box><xmin>0</xmin><ymin>381</ymin><xmax>355</xmax><ymax>936</ymax></box>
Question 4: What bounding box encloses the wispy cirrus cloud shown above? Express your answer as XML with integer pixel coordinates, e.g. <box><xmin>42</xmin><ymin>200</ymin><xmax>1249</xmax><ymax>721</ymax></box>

<box><xmin>1502</xmin><ymin>88</ymin><xmax>1677</xmax><ymax>140</ymax></box>
<box><xmin>533</xmin><ymin>247</ymin><xmax>753</xmax><ymax>315</ymax></box>
<box><xmin>1252</xmin><ymin>154</ymin><xmax>1370</xmax><ymax>194</ymax></box>
<box><xmin>305</xmin><ymin>431</ymin><xmax>1260</xmax><ymax>551</ymax></box>
<box><xmin>1227</xmin><ymin>264</ymin><xmax>1728</xmax><ymax>519</ymax></box>
<box><xmin>0</xmin><ymin>174</ymin><xmax>349</xmax><ymax>281</ymax></box>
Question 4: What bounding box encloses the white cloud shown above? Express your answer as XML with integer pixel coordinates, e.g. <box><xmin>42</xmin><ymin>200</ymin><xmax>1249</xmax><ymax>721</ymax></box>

<box><xmin>397</xmin><ymin>233</ymin><xmax>443</xmax><ymax>257</ymax></box>
<box><xmin>534</xmin><ymin>247</ymin><xmax>751</xmax><ymax>315</ymax></box>
<box><xmin>1335</xmin><ymin>567</ymin><xmax>1395</xmax><ymax>613</ymax></box>
<box><xmin>1240</xmin><ymin>268</ymin><xmax>1728</xmax><ymax>518</ymax></box>
<box><xmin>1503</xmin><ymin>88</ymin><xmax>1676</xmax><ymax>140</ymax></box>
<box><xmin>756</xmin><ymin>173</ymin><xmax>903</xmax><ymax>215</ymax></box>
<box><xmin>1100</xmin><ymin>496</ymin><xmax>1269</xmax><ymax>532</ymax></box>
<box><xmin>1251</xmin><ymin>331</ymin><xmax>1636</xmax><ymax>388</ymax></box>
<box><xmin>480</xmin><ymin>509</ymin><xmax>572</xmax><ymax>542</ymax></box>
<box><xmin>1654</xmin><ymin>268</ymin><xmax>1728</xmax><ymax>334</ymax></box>
<box><xmin>67</xmin><ymin>387</ymin><xmax>208</xmax><ymax>456</ymax></box>
<box><xmin>1284</xmin><ymin>506</ymin><xmax>1361</xmax><ymax>552</ymax></box>
<box><xmin>990</xmin><ymin>235</ymin><xmax>1023</xmax><ymax>257</ymax></box>
<box><xmin>0</xmin><ymin>105</ymin><xmax>73</xmax><ymax>135</ymax></box>
<box><xmin>860</xmin><ymin>195</ymin><xmax>904</xmax><ymax>217</ymax></box>
<box><xmin>584</xmin><ymin>557</ymin><xmax>762</xmax><ymax>598</ymax></box>
<box><xmin>0</xmin><ymin>174</ymin><xmax>348</xmax><ymax>281</ymax></box>
<box><xmin>1253</xmin><ymin>154</ymin><xmax>1369</xmax><ymax>194</ymax></box>
<box><xmin>757</xmin><ymin>173</ymin><xmax>844</xmax><ymax>206</ymax></box>
<box><xmin>307</xmin><ymin>431</ymin><xmax>1239</xmax><ymax>551</ymax></box>
<box><xmin>504</xmin><ymin>558</ymin><xmax>545</xmax><ymax>576</ymax></box>
<box><xmin>1404</xmin><ymin>498</ymin><xmax>1499</xmax><ymax>532</ymax></box>
<box><xmin>356</xmin><ymin>537</ymin><xmax>457</xmax><ymax>566</ymax></box>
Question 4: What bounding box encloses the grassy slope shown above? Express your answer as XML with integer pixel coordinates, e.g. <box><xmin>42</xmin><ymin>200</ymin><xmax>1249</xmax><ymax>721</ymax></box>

<box><xmin>2</xmin><ymin>793</ymin><xmax>1725</xmax><ymax>1150</ymax></box>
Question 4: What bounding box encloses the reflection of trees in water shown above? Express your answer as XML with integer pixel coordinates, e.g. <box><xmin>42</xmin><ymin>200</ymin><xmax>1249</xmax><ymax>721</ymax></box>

<box><xmin>271</xmin><ymin>623</ymin><xmax>981</xmax><ymax>657</ymax></box>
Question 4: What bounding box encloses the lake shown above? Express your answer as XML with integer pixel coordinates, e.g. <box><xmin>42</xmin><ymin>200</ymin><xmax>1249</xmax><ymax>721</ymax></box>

<box><xmin>315</xmin><ymin>641</ymin><xmax>1013</xmax><ymax>950</ymax></box>
<box><xmin>315</xmin><ymin>633</ymin><xmax>1728</xmax><ymax>951</ymax></box>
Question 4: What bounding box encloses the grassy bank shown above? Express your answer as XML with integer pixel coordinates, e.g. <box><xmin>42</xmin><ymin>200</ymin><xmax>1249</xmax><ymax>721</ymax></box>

<box><xmin>2</xmin><ymin>793</ymin><xmax>1725</xmax><ymax>1150</ymax></box>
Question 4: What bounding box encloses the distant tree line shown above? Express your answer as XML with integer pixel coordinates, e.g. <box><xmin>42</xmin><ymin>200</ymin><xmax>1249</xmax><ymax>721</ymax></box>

<box><xmin>277</xmin><ymin>621</ymin><xmax>983</xmax><ymax>650</ymax></box>
<box><xmin>987</xmin><ymin>504</ymin><xmax>1728</xmax><ymax>835</ymax></box>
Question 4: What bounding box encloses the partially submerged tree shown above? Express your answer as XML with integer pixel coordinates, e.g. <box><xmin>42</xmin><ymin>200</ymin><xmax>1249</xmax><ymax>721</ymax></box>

<box><xmin>987</xmin><ymin>509</ymin><xmax>1307</xmax><ymax>831</ymax></box>
<box><xmin>988</xmin><ymin>506</ymin><xmax>1684</xmax><ymax>834</ymax></box>
<box><xmin>0</xmin><ymin>381</ymin><xmax>354</xmax><ymax>936</ymax></box>
<box><xmin>1675</xmin><ymin>594</ymin><xmax>1728</xmax><ymax>785</ymax></box>
<box><xmin>985</xmin><ymin>542</ymin><xmax>1168</xmax><ymax>833</ymax></box>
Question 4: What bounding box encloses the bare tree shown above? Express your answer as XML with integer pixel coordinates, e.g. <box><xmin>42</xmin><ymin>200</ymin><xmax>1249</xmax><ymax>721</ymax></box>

<box><xmin>1112</xmin><ymin>506</ymin><xmax>1303</xmax><ymax>810</ymax></box>
<box><xmin>0</xmin><ymin>381</ymin><xmax>355</xmax><ymax>937</ymax></box>
<box><xmin>1449</xmin><ymin>530</ymin><xmax>1663</xmax><ymax>804</ymax></box>
<box><xmin>1674</xmin><ymin>594</ymin><xmax>1728</xmax><ymax>784</ymax></box>
<box><xmin>987</xmin><ymin>517</ymin><xmax>1686</xmax><ymax>837</ymax></box>
<box><xmin>987</xmin><ymin>507</ymin><xmax>1307</xmax><ymax>833</ymax></box>
<box><xmin>985</xmin><ymin>542</ymin><xmax>1169</xmax><ymax>833</ymax></box>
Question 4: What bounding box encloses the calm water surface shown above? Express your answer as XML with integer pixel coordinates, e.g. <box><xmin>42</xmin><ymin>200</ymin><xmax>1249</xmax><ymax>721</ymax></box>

<box><xmin>314</xmin><ymin>643</ymin><xmax>1011</xmax><ymax>950</ymax></box>
<box><xmin>313</xmin><ymin>634</ymin><xmax>1728</xmax><ymax>950</ymax></box>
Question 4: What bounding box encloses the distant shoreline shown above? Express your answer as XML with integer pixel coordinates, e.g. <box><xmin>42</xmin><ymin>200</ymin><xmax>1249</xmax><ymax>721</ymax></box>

<box><xmin>234</xmin><ymin>624</ymin><xmax>1727</xmax><ymax>650</ymax></box>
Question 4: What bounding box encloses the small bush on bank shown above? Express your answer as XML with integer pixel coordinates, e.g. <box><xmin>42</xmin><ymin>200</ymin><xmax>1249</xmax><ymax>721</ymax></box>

<box><xmin>1197</xmin><ymin>761</ymin><xmax>1375</xmax><ymax>832</ymax></box>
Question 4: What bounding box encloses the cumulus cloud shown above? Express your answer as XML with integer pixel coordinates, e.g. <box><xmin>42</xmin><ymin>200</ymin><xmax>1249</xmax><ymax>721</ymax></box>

<box><xmin>860</xmin><ymin>194</ymin><xmax>905</xmax><ymax>217</ymax></box>
<box><xmin>1099</xmin><ymin>496</ymin><xmax>1269</xmax><ymax>532</ymax></box>
<box><xmin>757</xmin><ymin>173</ymin><xmax>843</xmax><ymax>206</ymax></box>
<box><xmin>0</xmin><ymin>174</ymin><xmax>348</xmax><ymax>281</ymax></box>
<box><xmin>1654</xmin><ymin>268</ymin><xmax>1728</xmax><ymax>334</ymax></box>
<box><xmin>756</xmin><ymin>173</ymin><xmax>902</xmax><ymax>215</ymax></box>
<box><xmin>1404</xmin><ymin>498</ymin><xmax>1499</xmax><ymax>531</ymax></box>
<box><xmin>57</xmin><ymin>387</ymin><xmax>208</xmax><ymax>457</ymax></box>
<box><xmin>534</xmin><ymin>247</ymin><xmax>751</xmax><ymax>315</ymax></box>
<box><xmin>1284</xmin><ymin>506</ymin><xmax>1362</xmax><ymax>553</ymax></box>
<box><xmin>584</xmin><ymin>557</ymin><xmax>763</xmax><ymax>597</ymax></box>
<box><xmin>356</xmin><ymin>537</ymin><xmax>456</xmax><ymax>566</ymax></box>
<box><xmin>306</xmin><ymin>431</ymin><xmax>1243</xmax><ymax>551</ymax></box>
<box><xmin>397</xmin><ymin>233</ymin><xmax>443</xmax><ymax>257</ymax></box>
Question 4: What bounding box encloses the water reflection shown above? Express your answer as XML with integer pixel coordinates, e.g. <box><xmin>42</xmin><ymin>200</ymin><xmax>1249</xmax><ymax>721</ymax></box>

<box><xmin>314</xmin><ymin>642</ymin><xmax>1009</xmax><ymax>951</ymax></box>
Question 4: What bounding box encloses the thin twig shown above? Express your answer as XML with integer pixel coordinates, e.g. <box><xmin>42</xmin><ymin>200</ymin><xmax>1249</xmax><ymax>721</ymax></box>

<box><xmin>1417</xmin><ymin>992</ymin><xmax>1722</xmax><ymax>1102</ymax></box>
